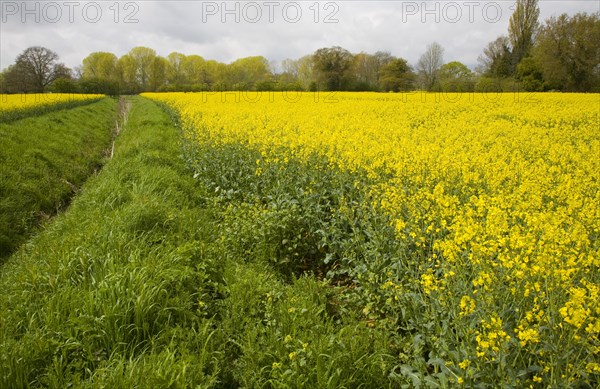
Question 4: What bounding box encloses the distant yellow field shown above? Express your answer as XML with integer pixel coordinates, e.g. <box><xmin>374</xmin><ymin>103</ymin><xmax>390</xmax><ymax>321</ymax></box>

<box><xmin>145</xmin><ymin>91</ymin><xmax>600</xmax><ymax>382</ymax></box>
<box><xmin>0</xmin><ymin>93</ymin><xmax>104</xmax><ymax>115</ymax></box>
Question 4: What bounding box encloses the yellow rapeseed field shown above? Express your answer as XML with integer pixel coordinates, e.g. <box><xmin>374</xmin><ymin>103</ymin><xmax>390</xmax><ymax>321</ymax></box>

<box><xmin>144</xmin><ymin>91</ymin><xmax>600</xmax><ymax>384</ymax></box>
<box><xmin>0</xmin><ymin>93</ymin><xmax>104</xmax><ymax>116</ymax></box>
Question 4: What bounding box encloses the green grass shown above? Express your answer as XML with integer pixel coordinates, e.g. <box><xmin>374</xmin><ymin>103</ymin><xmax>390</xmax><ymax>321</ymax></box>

<box><xmin>0</xmin><ymin>97</ymin><xmax>398</xmax><ymax>388</ymax></box>
<box><xmin>0</xmin><ymin>98</ymin><xmax>116</xmax><ymax>259</ymax></box>
<box><xmin>0</xmin><ymin>96</ymin><xmax>221</xmax><ymax>387</ymax></box>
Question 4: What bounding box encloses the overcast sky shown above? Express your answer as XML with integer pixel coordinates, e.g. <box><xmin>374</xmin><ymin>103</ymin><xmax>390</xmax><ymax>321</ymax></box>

<box><xmin>1</xmin><ymin>0</ymin><xmax>598</xmax><ymax>71</ymax></box>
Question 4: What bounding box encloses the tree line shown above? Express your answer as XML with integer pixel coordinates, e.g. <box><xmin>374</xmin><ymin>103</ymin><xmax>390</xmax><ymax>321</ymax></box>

<box><xmin>1</xmin><ymin>2</ymin><xmax>598</xmax><ymax>94</ymax></box>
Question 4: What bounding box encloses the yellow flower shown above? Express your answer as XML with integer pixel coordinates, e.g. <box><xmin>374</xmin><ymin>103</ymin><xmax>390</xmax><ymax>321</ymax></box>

<box><xmin>459</xmin><ymin>296</ymin><xmax>476</xmax><ymax>316</ymax></box>
<box><xmin>476</xmin><ymin>316</ymin><xmax>510</xmax><ymax>357</ymax></box>
<box><xmin>420</xmin><ymin>270</ymin><xmax>439</xmax><ymax>295</ymax></box>
<box><xmin>516</xmin><ymin>327</ymin><xmax>539</xmax><ymax>347</ymax></box>
<box><xmin>143</xmin><ymin>91</ymin><xmax>600</xmax><ymax>376</ymax></box>
<box><xmin>586</xmin><ymin>362</ymin><xmax>600</xmax><ymax>373</ymax></box>
<box><xmin>382</xmin><ymin>281</ymin><xmax>395</xmax><ymax>289</ymax></box>
<box><xmin>560</xmin><ymin>286</ymin><xmax>592</xmax><ymax>330</ymax></box>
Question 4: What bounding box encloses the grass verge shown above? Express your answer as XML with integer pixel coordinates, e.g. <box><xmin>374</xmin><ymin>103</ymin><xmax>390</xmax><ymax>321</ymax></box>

<box><xmin>0</xmin><ymin>96</ymin><xmax>223</xmax><ymax>387</ymax></box>
<box><xmin>0</xmin><ymin>97</ymin><xmax>116</xmax><ymax>259</ymax></box>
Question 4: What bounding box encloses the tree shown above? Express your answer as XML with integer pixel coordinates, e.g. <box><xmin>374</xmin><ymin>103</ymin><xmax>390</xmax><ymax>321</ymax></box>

<box><xmin>49</xmin><ymin>77</ymin><xmax>78</xmax><ymax>93</ymax></box>
<box><xmin>80</xmin><ymin>52</ymin><xmax>119</xmax><ymax>94</ymax></box>
<box><xmin>350</xmin><ymin>51</ymin><xmax>397</xmax><ymax>91</ymax></box>
<box><xmin>204</xmin><ymin>60</ymin><xmax>228</xmax><ymax>90</ymax></box>
<box><xmin>281</xmin><ymin>58</ymin><xmax>300</xmax><ymax>78</ymax></box>
<box><xmin>533</xmin><ymin>12</ymin><xmax>600</xmax><ymax>91</ymax></box>
<box><xmin>353</xmin><ymin>52</ymin><xmax>381</xmax><ymax>90</ymax></box>
<box><xmin>166</xmin><ymin>52</ymin><xmax>187</xmax><ymax>88</ymax></box>
<box><xmin>296</xmin><ymin>55</ymin><xmax>316</xmax><ymax>91</ymax></box>
<box><xmin>516</xmin><ymin>57</ymin><xmax>544</xmax><ymax>91</ymax></box>
<box><xmin>373</xmin><ymin>51</ymin><xmax>394</xmax><ymax>68</ymax></box>
<box><xmin>277</xmin><ymin>58</ymin><xmax>302</xmax><ymax>88</ymax></box>
<box><xmin>0</xmin><ymin>65</ymin><xmax>27</xmax><ymax>93</ymax></box>
<box><xmin>478</xmin><ymin>36</ymin><xmax>513</xmax><ymax>78</ymax></box>
<box><xmin>182</xmin><ymin>55</ymin><xmax>207</xmax><ymax>88</ymax></box>
<box><xmin>416</xmin><ymin>42</ymin><xmax>444</xmax><ymax>91</ymax></box>
<box><xmin>228</xmin><ymin>56</ymin><xmax>272</xmax><ymax>89</ymax></box>
<box><xmin>149</xmin><ymin>56</ymin><xmax>168</xmax><ymax>91</ymax></box>
<box><xmin>508</xmin><ymin>0</ymin><xmax>540</xmax><ymax>73</ymax></box>
<box><xmin>379</xmin><ymin>58</ymin><xmax>415</xmax><ymax>92</ymax></box>
<box><xmin>312</xmin><ymin>46</ymin><xmax>354</xmax><ymax>91</ymax></box>
<box><xmin>123</xmin><ymin>46</ymin><xmax>158</xmax><ymax>92</ymax></box>
<box><xmin>79</xmin><ymin>77</ymin><xmax>119</xmax><ymax>95</ymax></box>
<box><xmin>116</xmin><ymin>54</ymin><xmax>138</xmax><ymax>93</ymax></box>
<box><xmin>438</xmin><ymin>61</ymin><xmax>474</xmax><ymax>92</ymax></box>
<box><xmin>81</xmin><ymin>52</ymin><xmax>118</xmax><ymax>80</ymax></box>
<box><xmin>4</xmin><ymin>46</ymin><xmax>70</xmax><ymax>92</ymax></box>
<box><xmin>372</xmin><ymin>51</ymin><xmax>395</xmax><ymax>90</ymax></box>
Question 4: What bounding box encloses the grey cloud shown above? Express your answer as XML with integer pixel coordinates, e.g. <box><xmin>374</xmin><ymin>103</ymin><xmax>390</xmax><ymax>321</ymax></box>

<box><xmin>1</xmin><ymin>0</ymin><xmax>598</xmax><ymax>71</ymax></box>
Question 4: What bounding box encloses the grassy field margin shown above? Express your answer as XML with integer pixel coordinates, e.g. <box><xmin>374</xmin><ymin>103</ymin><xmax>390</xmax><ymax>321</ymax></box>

<box><xmin>0</xmin><ymin>97</ymin><xmax>117</xmax><ymax>259</ymax></box>
<box><xmin>0</xmin><ymin>96</ymin><xmax>225</xmax><ymax>387</ymax></box>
